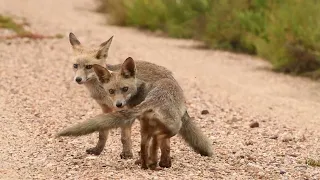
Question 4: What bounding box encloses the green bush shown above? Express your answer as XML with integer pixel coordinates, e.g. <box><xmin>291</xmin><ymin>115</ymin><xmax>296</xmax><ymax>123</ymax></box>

<box><xmin>258</xmin><ymin>1</ymin><xmax>320</xmax><ymax>74</ymax></box>
<box><xmin>96</xmin><ymin>0</ymin><xmax>320</xmax><ymax>78</ymax></box>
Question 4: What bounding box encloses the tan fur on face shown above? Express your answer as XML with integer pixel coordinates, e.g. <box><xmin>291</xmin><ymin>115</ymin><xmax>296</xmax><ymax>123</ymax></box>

<box><xmin>69</xmin><ymin>33</ymin><xmax>113</xmax><ymax>84</ymax></box>
<box><xmin>92</xmin><ymin>57</ymin><xmax>138</xmax><ymax>109</ymax></box>
<box><xmin>72</xmin><ymin>54</ymin><xmax>104</xmax><ymax>84</ymax></box>
<box><xmin>103</xmin><ymin>72</ymin><xmax>137</xmax><ymax>107</ymax></box>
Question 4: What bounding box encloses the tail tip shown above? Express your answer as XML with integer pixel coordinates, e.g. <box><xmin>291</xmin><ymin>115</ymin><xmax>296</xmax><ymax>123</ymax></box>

<box><xmin>55</xmin><ymin>132</ymin><xmax>64</xmax><ymax>137</ymax></box>
<box><xmin>200</xmin><ymin>150</ymin><xmax>213</xmax><ymax>157</ymax></box>
<box><xmin>56</xmin><ymin>129</ymin><xmax>70</xmax><ymax>137</ymax></box>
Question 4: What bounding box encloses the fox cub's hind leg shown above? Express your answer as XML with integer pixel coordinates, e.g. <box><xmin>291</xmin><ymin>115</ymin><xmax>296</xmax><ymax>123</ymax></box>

<box><xmin>140</xmin><ymin>131</ymin><xmax>152</xmax><ymax>169</ymax></box>
<box><xmin>140</xmin><ymin>110</ymin><xmax>171</xmax><ymax>170</ymax></box>
<box><xmin>159</xmin><ymin>138</ymin><xmax>171</xmax><ymax>168</ymax></box>
<box><xmin>148</xmin><ymin>136</ymin><xmax>160</xmax><ymax>170</ymax></box>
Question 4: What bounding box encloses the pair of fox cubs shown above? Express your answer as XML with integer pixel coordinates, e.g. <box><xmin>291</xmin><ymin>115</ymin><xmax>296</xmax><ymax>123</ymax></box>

<box><xmin>57</xmin><ymin>33</ymin><xmax>213</xmax><ymax>170</ymax></box>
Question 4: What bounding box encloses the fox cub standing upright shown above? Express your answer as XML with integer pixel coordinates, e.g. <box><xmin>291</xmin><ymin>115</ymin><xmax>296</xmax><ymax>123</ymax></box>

<box><xmin>57</xmin><ymin>57</ymin><xmax>213</xmax><ymax>170</ymax></box>
<box><xmin>68</xmin><ymin>32</ymin><xmax>174</xmax><ymax>158</ymax></box>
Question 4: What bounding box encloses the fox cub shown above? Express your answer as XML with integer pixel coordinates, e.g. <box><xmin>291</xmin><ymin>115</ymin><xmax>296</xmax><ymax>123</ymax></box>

<box><xmin>57</xmin><ymin>57</ymin><xmax>213</xmax><ymax>170</ymax></box>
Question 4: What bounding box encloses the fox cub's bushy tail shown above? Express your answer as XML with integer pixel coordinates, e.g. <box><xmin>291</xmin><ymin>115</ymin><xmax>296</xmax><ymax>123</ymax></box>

<box><xmin>56</xmin><ymin>100</ymin><xmax>153</xmax><ymax>137</ymax></box>
<box><xmin>179</xmin><ymin>111</ymin><xmax>213</xmax><ymax>157</ymax></box>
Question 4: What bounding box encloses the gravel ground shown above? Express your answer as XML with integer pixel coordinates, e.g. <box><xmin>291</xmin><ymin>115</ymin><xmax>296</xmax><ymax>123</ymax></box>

<box><xmin>1</xmin><ymin>0</ymin><xmax>320</xmax><ymax>179</ymax></box>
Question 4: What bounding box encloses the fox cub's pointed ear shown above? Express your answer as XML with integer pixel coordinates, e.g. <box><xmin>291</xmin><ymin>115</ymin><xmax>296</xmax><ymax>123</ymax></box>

<box><xmin>96</xmin><ymin>36</ymin><xmax>113</xmax><ymax>59</ymax></box>
<box><xmin>93</xmin><ymin>64</ymin><xmax>111</xmax><ymax>83</ymax></box>
<box><xmin>121</xmin><ymin>57</ymin><xmax>136</xmax><ymax>78</ymax></box>
<box><xmin>69</xmin><ymin>32</ymin><xmax>81</xmax><ymax>48</ymax></box>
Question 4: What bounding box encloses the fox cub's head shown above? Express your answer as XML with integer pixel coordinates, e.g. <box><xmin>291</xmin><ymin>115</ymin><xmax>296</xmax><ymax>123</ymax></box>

<box><xmin>69</xmin><ymin>32</ymin><xmax>113</xmax><ymax>84</ymax></box>
<box><xmin>93</xmin><ymin>57</ymin><xmax>137</xmax><ymax>109</ymax></box>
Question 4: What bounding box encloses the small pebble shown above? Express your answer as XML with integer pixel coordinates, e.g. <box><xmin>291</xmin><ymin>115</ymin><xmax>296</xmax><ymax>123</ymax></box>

<box><xmin>257</xmin><ymin>171</ymin><xmax>265</xmax><ymax>177</ymax></box>
<box><xmin>249</xmin><ymin>121</ymin><xmax>259</xmax><ymax>128</ymax></box>
<box><xmin>280</xmin><ymin>170</ymin><xmax>286</xmax><ymax>175</ymax></box>
<box><xmin>270</xmin><ymin>134</ymin><xmax>278</xmax><ymax>139</ymax></box>
<box><xmin>201</xmin><ymin>110</ymin><xmax>209</xmax><ymax>115</ymax></box>
<box><xmin>248</xmin><ymin>163</ymin><xmax>263</xmax><ymax>170</ymax></box>
<box><xmin>245</xmin><ymin>140</ymin><xmax>254</xmax><ymax>146</ymax></box>
<box><xmin>86</xmin><ymin>156</ymin><xmax>97</xmax><ymax>160</ymax></box>
<box><xmin>281</xmin><ymin>133</ymin><xmax>293</xmax><ymax>142</ymax></box>
<box><xmin>247</xmin><ymin>155</ymin><xmax>256</xmax><ymax>161</ymax></box>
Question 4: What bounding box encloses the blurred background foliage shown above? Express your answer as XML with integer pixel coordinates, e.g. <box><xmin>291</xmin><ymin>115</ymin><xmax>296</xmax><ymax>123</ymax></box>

<box><xmin>97</xmin><ymin>0</ymin><xmax>320</xmax><ymax>78</ymax></box>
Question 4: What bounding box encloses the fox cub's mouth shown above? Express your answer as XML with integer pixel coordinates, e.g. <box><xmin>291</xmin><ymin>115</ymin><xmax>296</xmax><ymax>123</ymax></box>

<box><xmin>114</xmin><ymin>105</ymin><xmax>128</xmax><ymax>110</ymax></box>
<box><xmin>75</xmin><ymin>80</ymin><xmax>85</xmax><ymax>85</ymax></box>
<box><xmin>75</xmin><ymin>77</ymin><xmax>92</xmax><ymax>84</ymax></box>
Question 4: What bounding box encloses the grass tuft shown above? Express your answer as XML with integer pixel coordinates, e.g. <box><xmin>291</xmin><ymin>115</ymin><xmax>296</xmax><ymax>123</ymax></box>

<box><xmin>0</xmin><ymin>14</ymin><xmax>27</xmax><ymax>34</ymax></box>
<box><xmin>306</xmin><ymin>158</ymin><xmax>320</xmax><ymax>167</ymax></box>
<box><xmin>0</xmin><ymin>14</ymin><xmax>65</xmax><ymax>40</ymax></box>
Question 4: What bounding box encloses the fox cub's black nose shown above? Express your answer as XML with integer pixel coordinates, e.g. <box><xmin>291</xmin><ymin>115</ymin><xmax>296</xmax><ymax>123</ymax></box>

<box><xmin>75</xmin><ymin>77</ymin><xmax>82</xmax><ymax>83</ymax></box>
<box><xmin>116</xmin><ymin>102</ymin><xmax>123</xmax><ymax>108</ymax></box>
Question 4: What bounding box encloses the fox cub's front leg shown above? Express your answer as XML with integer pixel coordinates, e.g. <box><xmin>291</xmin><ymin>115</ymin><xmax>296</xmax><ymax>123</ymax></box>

<box><xmin>86</xmin><ymin>130</ymin><xmax>109</xmax><ymax>155</ymax></box>
<box><xmin>86</xmin><ymin>104</ymin><xmax>112</xmax><ymax>155</ymax></box>
<box><xmin>120</xmin><ymin>123</ymin><xmax>134</xmax><ymax>159</ymax></box>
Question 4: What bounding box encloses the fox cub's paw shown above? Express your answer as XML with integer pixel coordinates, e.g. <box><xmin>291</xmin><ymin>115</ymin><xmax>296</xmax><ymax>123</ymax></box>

<box><xmin>86</xmin><ymin>147</ymin><xmax>103</xmax><ymax>156</ymax></box>
<box><xmin>120</xmin><ymin>151</ymin><xmax>133</xmax><ymax>159</ymax></box>
<box><xmin>148</xmin><ymin>163</ymin><xmax>163</xmax><ymax>171</ymax></box>
<box><xmin>159</xmin><ymin>158</ymin><xmax>172</xmax><ymax>168</ymax></box>
<box><xmin>134</xmin><ymin>159</ymin><xmax>141</xmax><ymax>165</ymax></box>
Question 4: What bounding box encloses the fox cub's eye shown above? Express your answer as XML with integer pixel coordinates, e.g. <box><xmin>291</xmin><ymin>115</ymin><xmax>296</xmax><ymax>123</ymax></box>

<box><xmin>73</xmin><ymin>64</ymin><xmax>78</xmax><ymax>69</ymax></box>
<box><xmin>122</xmin><ymin>87</ymin><xmax>128</xmax><ymax>92</ymax></box>
<box><xmin>85</xmin><ymin>65</ymin><xmax>92</xmax><ymax>69</ymax></box>
<box><xmin>109</xmin><ymin>89</ymin><xmax>115</xmax><ymax>94</ymax></box>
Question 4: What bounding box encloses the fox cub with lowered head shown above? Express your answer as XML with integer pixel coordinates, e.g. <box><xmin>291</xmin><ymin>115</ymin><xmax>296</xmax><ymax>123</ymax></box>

<box><xmin>68</xmin><ymin>32</ymin><xmax>174</xmax><ymax>158</ymax></box>
<box><xmin>57</xmin><ymin>57</ymin><xmax>213</xmax><ymax>170</ymax></box>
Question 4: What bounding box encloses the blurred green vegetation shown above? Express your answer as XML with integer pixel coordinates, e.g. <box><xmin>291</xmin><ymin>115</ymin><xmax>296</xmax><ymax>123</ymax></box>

<box><xmin>0</xmin><ymin>14</ymin><xmax>27</xmax><ymax>34</ymax></box>
<box><xmin>0</xmin><ymin>14</ymin><xmax>64</xmax><ymax>39</ymax></box>
<box><xmin>97</xmin><ymin>0</ymin><xmax>320</xmax><ymax>78</ymax></box>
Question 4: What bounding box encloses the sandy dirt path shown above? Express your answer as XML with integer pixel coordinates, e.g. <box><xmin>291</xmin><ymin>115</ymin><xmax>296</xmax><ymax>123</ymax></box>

<box><xmin>1</xmin><ymin>0</ymin><xmax>320</xmax><ymax>179</ymax></box>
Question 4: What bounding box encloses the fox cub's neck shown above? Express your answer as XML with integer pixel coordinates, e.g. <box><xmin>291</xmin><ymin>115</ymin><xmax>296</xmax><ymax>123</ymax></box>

<box><xmin>84</xmin><ymin>78</ymin><xmax>107</xmax><ymax>101</ymax></box>
<box><xmin>126</xmin><ymin>79</ymin><xmax>151</xmax><ymax>108</ymax></box>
